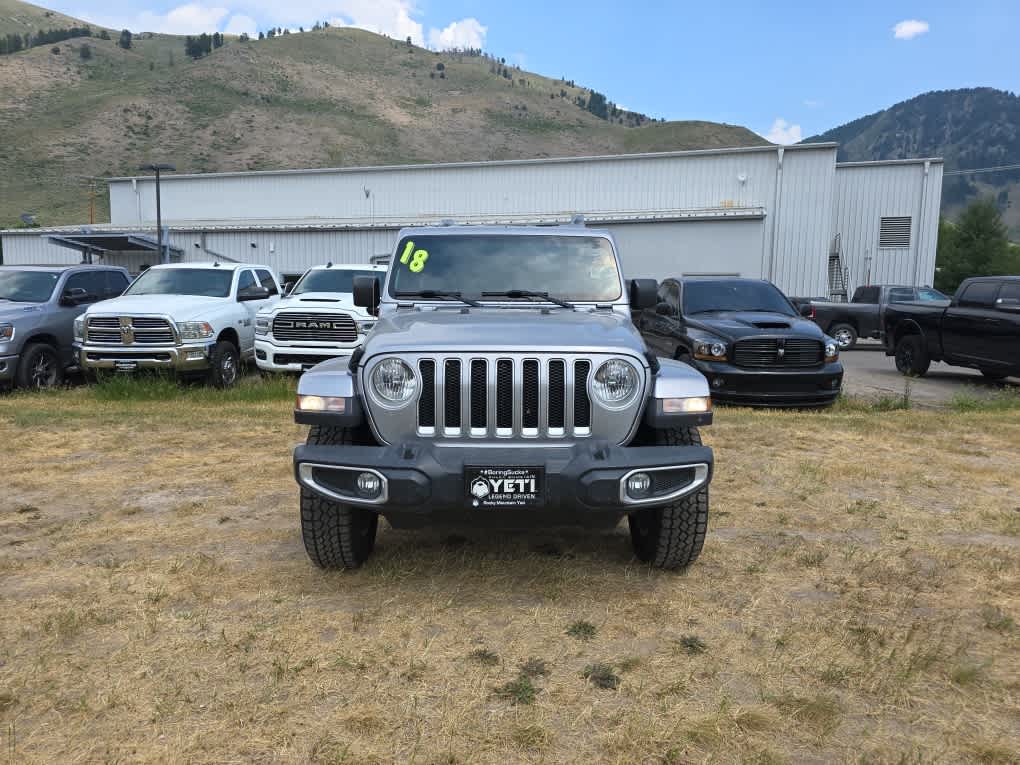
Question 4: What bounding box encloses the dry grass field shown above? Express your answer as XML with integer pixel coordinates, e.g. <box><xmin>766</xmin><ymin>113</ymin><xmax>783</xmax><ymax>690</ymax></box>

<box><xmin>1</xmin><ymin>379</ymin><xmax>1018</xmax><ymax>764</ymax></box>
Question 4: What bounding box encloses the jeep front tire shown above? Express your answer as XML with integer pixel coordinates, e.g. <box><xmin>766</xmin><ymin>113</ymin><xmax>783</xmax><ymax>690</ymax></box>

<box><xmin>628</xmin><ymin>426</ymin><xmax>709</xmax><ymax>570</ymax></box>
<box><xmin>300</xmin><ymin>425</ymin><xmax>379</xmax><ymax>569</ymax></box>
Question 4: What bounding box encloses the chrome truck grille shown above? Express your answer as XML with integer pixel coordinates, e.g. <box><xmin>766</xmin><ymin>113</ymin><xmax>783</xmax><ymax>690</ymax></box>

<box><xmin>732</xmin><ymin>338</ymin><xmax>823</xmax><ymax>368</ymax></box>
<box><xmin>272</xmin><ymin>312</ymin><xmax>357</xmax><ymax>342</ymax></box>
<box><xmin>85</xmin><ymin>316</ymin><xmax>175</xmax><ymax>345</ymax></box>
<box><xmin>363</xmin><ymin>353</ymin><xmax>646</xmax><ymax>446</ymax></box>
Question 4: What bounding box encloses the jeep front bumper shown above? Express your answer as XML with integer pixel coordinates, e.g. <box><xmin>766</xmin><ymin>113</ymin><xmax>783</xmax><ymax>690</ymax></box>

<box><xmin>294</xmin><ymin>440</ymin><xmax>712</xmax><ymax>523</ymax></box>
<box><xmin>76</xmin><ymin>342</ymin><xmax>214</xmax><ymax>372</ymax></box>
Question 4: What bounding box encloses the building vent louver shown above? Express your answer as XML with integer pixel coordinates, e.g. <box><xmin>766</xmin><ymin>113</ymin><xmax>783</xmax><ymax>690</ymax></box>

<box><xmin>879</xmin><ymin>216</ymin><xmax>911</xmax><ymax>248</ymax></box>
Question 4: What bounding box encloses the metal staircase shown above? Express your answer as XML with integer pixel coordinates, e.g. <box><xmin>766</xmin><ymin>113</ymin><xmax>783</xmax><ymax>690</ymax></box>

<box><xmin>827</xmin><ymin>233</ymin><xmax>849</xmax><ymax>302</ymax></box>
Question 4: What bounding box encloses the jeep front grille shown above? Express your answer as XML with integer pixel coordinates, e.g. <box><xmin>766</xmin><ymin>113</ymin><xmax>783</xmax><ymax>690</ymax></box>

<box><xmin>85</xmin><ymin>316</ymin><xmax>174</xmax><ymax>345</ymax></box>
<box><xmin>272</xmin><ymin>312</ymin><xmax>357</xmax><ymax>342</ymax></box>
<box><xmin>733</xmin><ymin>338</ymin><xmax>823</xmax><ymax>368</ymax></box>
<box><xmin>414</xmin><ymin>356</ymin><xmax>593</xmax><ymax>439</ymax></box>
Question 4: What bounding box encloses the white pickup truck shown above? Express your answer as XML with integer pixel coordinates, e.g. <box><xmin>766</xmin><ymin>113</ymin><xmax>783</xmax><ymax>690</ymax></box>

<box><xmin>254</xmin><ymin>263</ymin><xmax>385</xmax><ymax>372</ymax></box>
<box><xmin>75</xmin><ymin>262</ymin><xmax>280</xmax><ymax>386</ymax></box>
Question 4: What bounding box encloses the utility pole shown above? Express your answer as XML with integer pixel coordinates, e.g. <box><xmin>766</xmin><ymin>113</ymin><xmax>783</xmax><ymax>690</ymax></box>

<box><xmin>138</xmin><ymin>163</ymin><xmax>176</xmax><ymax>263</ymax></box>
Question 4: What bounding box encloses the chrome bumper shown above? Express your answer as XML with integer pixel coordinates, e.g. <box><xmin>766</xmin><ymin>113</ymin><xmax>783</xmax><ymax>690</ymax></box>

<box><xmin>76</xmin><ymin>342</ymin><xmax>214</xmax><ymax>372</ymax></box>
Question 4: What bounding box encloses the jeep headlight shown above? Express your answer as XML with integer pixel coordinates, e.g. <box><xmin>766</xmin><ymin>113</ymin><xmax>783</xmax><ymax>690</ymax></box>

<box><xmin>255</xmin><ymin>316</ymin><xmax>270</xmax><ymax>336</ymax></box>
<box><xmin>591</xmin><ymin>358</ymin><xmax>639</xmax><ymax>408</ymax></box>
<box><xmin>73</xmin><ymin>317</ymin><xmax>83</xmax><ymax>341</ymax></box>
<box><xmin>0</xmin><ymin>323</ymin><xmax>13</xmax><ymax>343</ymax></box>
<box><xmin>178</xmin><ymin>321</ymin><xmax>214</xmax><ymax>341</ymax></box>
<box><xmin>824</xmin><ymin>341</ymin><xmax>839</xmax><ymax>362</ymax></box>
<box><xmin>370</xmin><ymin>358</ymin><xmax>417</xmax><ymax>406</ymax></box>
<box><xmin>693</xmin><ymin>340</ymin><xmax>727</xmax><ymax>361</ymax></box>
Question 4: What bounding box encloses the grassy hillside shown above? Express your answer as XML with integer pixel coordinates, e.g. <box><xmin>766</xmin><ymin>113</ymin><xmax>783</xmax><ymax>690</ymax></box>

<box><xmin>0</xmin><ymin>2</ymin><xmax>765</xmax><ymax>228</ymax></box>
<box><xmin>0</xmin><ymin>0</ymin><xmax>84</xmax><ymax>36</ymax></box>
<box><xmin>805</xmin><ymin>88</ymin><xmax>1020</xmax><ymax>238</ymax></box>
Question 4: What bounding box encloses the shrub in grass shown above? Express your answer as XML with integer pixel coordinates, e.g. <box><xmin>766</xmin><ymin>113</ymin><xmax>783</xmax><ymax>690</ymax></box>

<box><xmin>582</xmin><ymin>663</ymin><xmax>619</xmax><ymax>690</ymax></box>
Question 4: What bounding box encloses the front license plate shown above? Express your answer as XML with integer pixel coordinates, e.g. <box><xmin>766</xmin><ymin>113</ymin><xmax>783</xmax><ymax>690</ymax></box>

<box><xmin>466</xmin><ymin>466</ymin><xmax>544</xmax><ymax>508</ymax></box>
<box><xmin>114</xmin><ymin>360</ymin><xmax>138</xmax><ymax>372</ymax></box>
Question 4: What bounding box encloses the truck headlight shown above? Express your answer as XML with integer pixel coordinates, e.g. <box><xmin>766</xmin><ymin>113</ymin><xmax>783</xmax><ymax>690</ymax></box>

<box><xmin>0</xmin><ymin>323</ymin><xmax>13</xmax><ymax>343</ymax></box>
<box><xmin>693</xmin><ymin>341</ymin><xmax>727</xmax><ymax>361</ymax></box>
<box><xmin>73</xmin><ymin>317</ymin><xmax>83</xmax><ymax>341</ymax></box>
<box><xmin>824</xmin><ymin>341</ymin><xmax>839</xmax><ymax>362</ymax></box>
<box><xmin>591</xmin><ymin>359</ymin><xmax>639</xmax><ymax>408</ymax></box>
<box><xmin>255</xmin><ymin>317</ymin><xmax>270</xmax><ymax>336</ymax></box>
<box><xmin>370</xmin><ymin>358</ymin><xmax>417</xmax><ymax>406</ymax></box>
<box><xmin>357</xmin><ymin>320</ymin><xmax>376</xmax><ymax>334</ymax></box>
<box><xmin>179</xmin><ymin>321</ymin><xmax>214</xmax><ymax>341</ymax></box>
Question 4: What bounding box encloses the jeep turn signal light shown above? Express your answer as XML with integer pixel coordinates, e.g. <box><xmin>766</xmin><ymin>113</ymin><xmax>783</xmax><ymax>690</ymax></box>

<box><xmin>296</xmin><ymin>394</ymin><xmax>347</xmax><ymax>413</ymax></box>
<box><xmin>662</xmin><ymin>396</ymin><xmax>712</xmax><ymax>413</ymax></box>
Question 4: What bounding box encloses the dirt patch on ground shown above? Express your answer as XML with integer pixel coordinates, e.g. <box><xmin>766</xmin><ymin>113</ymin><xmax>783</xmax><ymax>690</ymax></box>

<box><xmin>0</xmin><ymin>389</ymin><xmax>1017</xmax><ymax>763</ymax></box>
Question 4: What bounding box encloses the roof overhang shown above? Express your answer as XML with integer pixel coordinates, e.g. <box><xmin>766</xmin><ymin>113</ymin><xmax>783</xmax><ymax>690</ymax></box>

<box><xmin>45</xmin><ymin>232</ymin><xmax>182</xmax><ymax>256</ymax></box>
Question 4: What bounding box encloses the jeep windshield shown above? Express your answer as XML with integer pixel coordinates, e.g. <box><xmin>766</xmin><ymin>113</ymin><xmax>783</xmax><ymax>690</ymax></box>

<box><xmin>0</xmin><ymin>270</ymin><xmax>60</xmax><ymax>302</ymax></box>
<box><xmin>293</xmin><ymin>269</ymin><xmax>381</xmax><ymax>295</ymax></box>
<box><xmin>387</xmin><ymin>234</ymin><xmax>621</xmax><ymax>303</ymax></box>
<box><xmin>683</xmin><ymin>280</ymin><xmax>796</xmax><ymax>316</ymax></box>
<box><xmin>124</xmin><ymin>268</ymin><xmax>233</xmax><ymax>298</ymax></box>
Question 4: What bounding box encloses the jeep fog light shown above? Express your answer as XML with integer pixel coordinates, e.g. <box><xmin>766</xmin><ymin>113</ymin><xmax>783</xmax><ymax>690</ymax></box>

<box><xmin>662</xmin><ymin>396</ymin><xmax>712</xmax><ymax>413</ymax></box>
<box><xmin>626</xmin><ymin>472</ymin><xmax>651</xmax><ymax>499</ymax></box>
<box><xmin>356</xmin><ymin>472</ymin><xmax>382</xmax><ymax>498</ymax></box>
<box><xmin>296</xmin><ymin>394</ymin><xmax>346</xmax><ymax>413</ymax></box>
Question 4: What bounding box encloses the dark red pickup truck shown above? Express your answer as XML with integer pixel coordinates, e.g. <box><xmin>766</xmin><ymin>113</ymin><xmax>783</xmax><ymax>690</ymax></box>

<box><xmin>883</xmin><ymin>276</ymin><xmax>1020</xmax><ymax>380</ymax></box>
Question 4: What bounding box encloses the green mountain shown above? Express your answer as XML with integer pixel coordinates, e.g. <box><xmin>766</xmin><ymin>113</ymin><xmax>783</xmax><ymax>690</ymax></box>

<box><xmin>0</xmin><ymin>0</ymin><xmax>765</xmax><ymax>228</ymax></box>
<box><xmin>806</xmin><ymin>87</ymin><xmax>1020</xmax><ymax>238</ymax></box>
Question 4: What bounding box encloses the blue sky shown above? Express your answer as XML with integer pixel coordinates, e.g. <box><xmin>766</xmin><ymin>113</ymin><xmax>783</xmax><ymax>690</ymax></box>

<box><xmin>50</xmin><ymin>0</ymin><xmax>1016</xmax><ymax>142</ymax></box>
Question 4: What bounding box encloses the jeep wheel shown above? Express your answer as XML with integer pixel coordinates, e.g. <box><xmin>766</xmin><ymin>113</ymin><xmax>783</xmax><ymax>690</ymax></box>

<box><xmin>830</xmin><ymin>324</ymin><xmax>858</xmax><ymax>350</ymax></box>
<box><xmin>207</xmin><ymin>340</ymin><xmax>240</xmax><ymax>388</ymax></box>
<box><xmin>628</xmin><ymin>426</ymin><xmax>709</xmax><ymax>570</ymax></box>
<box><xmin>300</xmin><ymin>425</ymin><xmax>379</xmax><ymax>569</ymax></box>
<box><xmin>894</xmin><ymin>335</ymin><xmax>930</xmax><ymax>377</ymax></box>
<box><xmin>16</xmin><ymin>343</ymin><xmax>64</xmax><ymax>390</ymax></box>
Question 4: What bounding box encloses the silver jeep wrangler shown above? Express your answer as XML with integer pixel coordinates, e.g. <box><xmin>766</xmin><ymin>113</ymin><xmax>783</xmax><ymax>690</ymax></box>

<box><xmin>292</xmin><ymin>224</ymin><xmax>714</xmax><ymax>569</ymax></box>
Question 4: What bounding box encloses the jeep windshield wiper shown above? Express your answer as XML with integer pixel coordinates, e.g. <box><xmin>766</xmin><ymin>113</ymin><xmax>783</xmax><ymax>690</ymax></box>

<box><xmin>480</xmin><ymin>290</ymin><xmax>575</xmax><ymax>310</ymax></box>
<box><xmin>393</xmin><ymin>289</ymin><xmax>482</xmax><ymax>307</ymax></box>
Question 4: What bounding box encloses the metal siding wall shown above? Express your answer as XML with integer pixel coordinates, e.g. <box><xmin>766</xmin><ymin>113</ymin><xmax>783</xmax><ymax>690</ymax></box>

<box><xmin>611</xmin><ymin>221</ymin><xmax>766</xmax><ymax>281</ymax></box>
<box><xmin>111</xmin><ymin>150</ymin><xmax>795</xmax><ymax>225</ymax></box>
<box><xmin>0</xmin><ymin>234</ymin><xmax>82</xmax><ymax>265</ymax></box>
<box><xmin>833</xmin><ymin>163</ymin><xmax>940</xmax><ymax>290</ymax></box>
<box><xmin>770</xmin><ymin>149</ymin><xmax>835</xmax><ymax>297</ymax></box>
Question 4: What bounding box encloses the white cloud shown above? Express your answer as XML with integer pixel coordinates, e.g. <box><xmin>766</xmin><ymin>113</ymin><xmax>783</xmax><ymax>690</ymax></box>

<box><xmin>316</xmin><ymin>0</ymin><xmax>425</xmax><ymax>44</ymax></box>
<box><xmin>427</xmin><ymin>17</ymin><xmax>486</xmax><ymax>50</ymax></box>
<box><xmin>224</xmin><ymin>13</ymin><xmax>257</xmax><ymax>35</ymax></box>
<box><xmin>892</xmin><ymin>19</ymin><xmax>929</xmax><ymax>39</ymax></box>
<box><xmin>764</xmin><ymin>118</ymin><xmax>802</xmax><ymax>145</ymax></box>
<box><xmin>80</xmin><ymin>3</ymin><xmax>230</xmax><ymax>34</ymax></box>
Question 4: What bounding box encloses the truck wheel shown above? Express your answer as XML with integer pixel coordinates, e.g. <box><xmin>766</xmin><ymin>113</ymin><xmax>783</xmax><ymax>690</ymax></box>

<box><xmin>628</xmin><ymin>426</ymin><xmax>709</xmax><ymax>570</ymax></box>
<box><xmin>16</xmin><ymin>343</ymin><xmax>64</xmax><ymax>390</ymax></box>
<box><xmin>894</xmin><ymin>335</ymin><xmax>930</xmax><ymax>377</ymax></box>
<box><xmin>207</xmin><ymin>340</ymin><xmax>240</xmax><ymax>388</ymax></box>
<box><xmin>300</xmin><ymin>425</ymin><xmax>379</xmax><ymax>569</ymax></box>
<box><xmin>830</xmin><ymin>324</ymin><xmax>858</xmax><ymax>350</ymax></box>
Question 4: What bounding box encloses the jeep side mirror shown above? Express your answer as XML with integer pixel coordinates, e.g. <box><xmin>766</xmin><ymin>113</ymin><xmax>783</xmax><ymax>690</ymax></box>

<box><xmin>629</xmin><ymin>278</ymin><xmax>658</xmax><ymax>310</ymax></box>
<box><xmin>353</xmin><ymin>275</ymin><xmax>380</xmax><ymax>312</ymax></box>
<box><xmin>60</xmin><ymin>287</ymin><xmax>88</xmax><ymax>306</ymax></box>
<box><xmin>655</xmin><ymin>301</ymin><xmax>673</xmax><ymax>316</ymax></box>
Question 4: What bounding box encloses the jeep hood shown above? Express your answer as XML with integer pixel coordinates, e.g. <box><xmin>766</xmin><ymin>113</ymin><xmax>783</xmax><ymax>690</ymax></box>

<box><xmin>364</xmin><ymin>308</ymin><xmax>647</xmax><ymax>357</ymax></box>
<box><xmin>686</xmin><ymin>311</ymin><xmax>826</xmax><ymax>342</ymax></box>
<box><xmin>84</xmin><ymin>294</ymin><xmax>230</xmax><ymax>321</ymax></box>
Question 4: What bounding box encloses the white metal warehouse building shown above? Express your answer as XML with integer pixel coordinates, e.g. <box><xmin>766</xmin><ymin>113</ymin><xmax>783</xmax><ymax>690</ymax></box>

<box><xmin>1</xmin><ymin>143</ymin><xmax>943</xmax><ymax>299</ymax></box>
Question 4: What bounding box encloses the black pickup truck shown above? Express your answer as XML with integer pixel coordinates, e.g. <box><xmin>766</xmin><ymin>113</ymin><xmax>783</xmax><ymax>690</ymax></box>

<box><xmin>884</xmin><ymin>276</ymin><xmax>1020</xmax><ymax>380</ymax></box>
<box><xmin>808</xmin><ymin>284</ymin><xmax>948</xmax><ymax>349</ymax></box>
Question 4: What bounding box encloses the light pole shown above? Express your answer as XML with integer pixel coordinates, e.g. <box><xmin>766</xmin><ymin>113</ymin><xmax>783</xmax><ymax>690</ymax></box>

<box><xmin>139</xmin><ymin>163</ymin><xmax>176</xmax><ymax>263</ymax></box>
